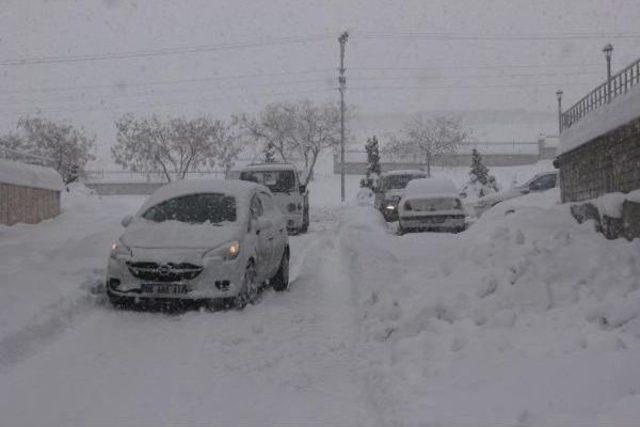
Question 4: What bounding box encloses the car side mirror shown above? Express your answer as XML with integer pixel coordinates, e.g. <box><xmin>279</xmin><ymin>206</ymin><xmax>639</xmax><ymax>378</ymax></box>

<box><xmin>299</xmin><ymin>184</ymin><xmax>307</xmax><ymax>194</ymax></box>
<box><xmin>121</xmin><ymin>215</ymin><xmax>133</xmax><ymax>228</ymax></box>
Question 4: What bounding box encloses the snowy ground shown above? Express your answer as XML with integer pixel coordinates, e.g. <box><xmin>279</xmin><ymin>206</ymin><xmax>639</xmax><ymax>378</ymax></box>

<box><xmin>2</xmin><ymin>167</ymin><xmax>640</xmax><ymax>426</ymax></box>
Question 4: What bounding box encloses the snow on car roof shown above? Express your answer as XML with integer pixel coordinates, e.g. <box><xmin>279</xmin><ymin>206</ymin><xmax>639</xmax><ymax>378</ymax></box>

<box><xmin>137</xmin><ymin>179</ymin><xmax>266</xmax><ymax>214</ymax></box>
<box><xmin>0</xmin><ymin>158</ymin><xmax>64</xmax><ymax>191</ymax></box>
<box><xmin>240</xmin><ymin>163</ymin><xmax>298</xmax><ymax>172</ymax></box>
<box><xmin>381</xmin><ymin>169</ymin><xmax>427</xmax><ymax>177</ymax></box>
<box><xmin>404</xmin><ymin>177</ymin><xmax>458</xmax><ymax>196</ymax></box>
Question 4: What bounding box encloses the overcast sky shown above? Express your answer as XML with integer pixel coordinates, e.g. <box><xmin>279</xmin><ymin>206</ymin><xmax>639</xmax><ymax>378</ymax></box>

<box><xmin>2</xmin><ymin>0</ymin><xmax>640</xmax><ymax>165</ymax></box>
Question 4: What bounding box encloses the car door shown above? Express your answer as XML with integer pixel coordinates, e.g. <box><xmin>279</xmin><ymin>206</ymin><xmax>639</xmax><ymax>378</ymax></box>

<box><xmin>249</xmin><ymin>194</ymin><xmax>271</xmax><ymax>280</ymax></box>
<box><xmin>258</xmin><ymin>191</ymin><xmax>285</xmax><ymax>274</ymax></box>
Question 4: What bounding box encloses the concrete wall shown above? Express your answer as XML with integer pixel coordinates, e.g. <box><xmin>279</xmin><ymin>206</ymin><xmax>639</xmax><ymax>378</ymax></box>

<box><xmin>84</xmin><ymin>182</ymin><xmax>164</xmax><ymax>195</ymax></box>
<box><xmin>556</xmin><ymin>116</ymin><xmax>640</xmax><ymax>203</ymax></box>
<box><xmin>0</xmin><ymin>183</ymin><xmax>60</xmax><ymax>226</ymax></box>
<box><xmin>334</xmin><ymin>152</ymin><xmax>544</xmax><ymax>175</ymax></box>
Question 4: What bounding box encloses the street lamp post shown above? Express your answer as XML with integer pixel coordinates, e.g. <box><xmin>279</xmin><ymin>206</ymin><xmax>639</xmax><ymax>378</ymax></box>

<box><xmin>603</xmin><ymin>43</ymin><xmax>614</xmax><ymax>103</ymax></box>
<box><xmin>556</xmin><ymin>90</ymin><xmax>563</xmax><ymax>133</ymax></box>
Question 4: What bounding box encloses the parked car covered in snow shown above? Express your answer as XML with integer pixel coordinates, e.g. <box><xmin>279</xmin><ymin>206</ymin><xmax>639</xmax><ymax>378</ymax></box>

<box><xmin>374</xmin><ymin>169</ymin><xmax>428</xmax><ymax>221</ymax></box>
<box><xmin>397</xmin><ymin>177</ymin><xmax>466</xmax><ymax>234</ymax></box>
<box><xmin>237</xmin><ymin>163</ymin><xmax>309</xmax><ymax>234</ymax></box>
<box><xmin>106</xmin><ymin>179</ymin><xmax>290</xmax><ymax>309</ymax></box>
<box><xmin>473</xmin><ymin>170</ymin><xmax>558</xmax><ymax>217</ymax></box>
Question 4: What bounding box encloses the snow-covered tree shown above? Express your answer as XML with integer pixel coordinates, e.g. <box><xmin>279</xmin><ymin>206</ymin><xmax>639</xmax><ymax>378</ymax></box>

<box><xmin>460</xmin><ymin>149</ymin><xmax>499</xmax><ymax>199</ymax></box>
<box><xmin>364</xmin><ymin>136</ymin><xmax>381</xmax><ymax>189</ymax></box>
<box><xmin>112</xmin><ymin>114</ymin><xmax>240</xmax><ymax>182</ymax></box>
<box><xmin>236</xmin><ymin>100</ymin><xmax>342</xmax><ymax>186</ymax></box>
<box><xmin>15</xmin><ymin>117</ymin><xmax>96</xmax><ymax>184</ymax></box>
<box><xmin>386</xmin><ymin>115</ymin><xmax>467</xmax><ymax>177</ymax></box>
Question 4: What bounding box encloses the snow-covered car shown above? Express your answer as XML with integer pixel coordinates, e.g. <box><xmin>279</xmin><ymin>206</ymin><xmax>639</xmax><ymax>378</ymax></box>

<box><xmin>106</xmin><ymin>180</ymin><xmax>290</xmax><ymax>309</ymax></box>
<box><xmin>374</xmin><ymin>169</ymin><xmax>428</xmax><ymax>222</ymax></box>
<box><xmin>473</xmin><ymin>170</ymin><xmax>558</xmax><ymax>217</ymax></box>
<box><xmin>397</xmin><ymin>177</ymin><xmax>466</xmax><ymax>234</ymax></box>
<box><xmin>238</xmin><ymin>163</ymin><xmax>309</xmax><ymax>234</ymax></box>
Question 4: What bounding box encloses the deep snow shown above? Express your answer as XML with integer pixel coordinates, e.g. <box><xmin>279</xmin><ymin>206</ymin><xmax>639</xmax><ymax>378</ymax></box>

<box><xmin>1</xmin><ymin>168</ymin><xmax>640</xmax><ymax>426</ymax></box>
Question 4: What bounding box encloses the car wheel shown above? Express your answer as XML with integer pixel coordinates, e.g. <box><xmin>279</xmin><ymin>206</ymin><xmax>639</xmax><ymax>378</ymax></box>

<box><xmin>271</xmin><ymin>251</ymin><xmax>290</xmax><ymax>292</ymax></box>
<box><xmin>234</xmin><ymin>261</ymin><xmax>259</xmax><ymax>309</ymax></box>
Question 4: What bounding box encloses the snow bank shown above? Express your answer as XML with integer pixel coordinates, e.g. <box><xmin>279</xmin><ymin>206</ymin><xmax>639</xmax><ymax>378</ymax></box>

<box><xmin>0</xmin><ymin>158</ymin><xmax>63</xmax><ymax>191</ymax></box>
<box><xmin>559</xmin><ymin>84</ymin><xmax>640</xmax><ymax>155</ymax></box>
<box><xmin>339</xmin><ymin>189</ymin><xmax>640</xmax><ymax>426</ymax></box>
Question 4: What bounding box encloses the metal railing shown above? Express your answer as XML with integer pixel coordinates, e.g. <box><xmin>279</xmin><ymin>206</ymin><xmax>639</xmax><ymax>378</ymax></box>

<box><xmin>561</xmin><ymin>57</ymin><xmax>640</xmax><ymax>132</ymax></box>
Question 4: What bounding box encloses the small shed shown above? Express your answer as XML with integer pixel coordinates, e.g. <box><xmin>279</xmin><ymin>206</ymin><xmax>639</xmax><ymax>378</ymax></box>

<box><xmin>0</xmin><ymin>158</ymin><xmax>64</xmax><ymax>226</ymax></box>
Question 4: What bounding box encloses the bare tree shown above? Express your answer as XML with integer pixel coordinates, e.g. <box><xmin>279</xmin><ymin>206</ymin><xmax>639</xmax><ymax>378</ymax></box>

<box><xmin>386</xmin><ymin>115</ymin><xmax>467</xmax><ymax>177</ymax></box>
<box><xmin>112</xmin><ymin>114</ymin><xmax>240</xmax><ymax>182</ymax></box>
<box><xmin>236</xmin><ymin>100</ymin><xmax>342</xmax><ymax>185</ymax></box>
<box><xmin>15</xmin><ymin>117</ymin><xmax>96</xmax><ymax>184</ymax></box>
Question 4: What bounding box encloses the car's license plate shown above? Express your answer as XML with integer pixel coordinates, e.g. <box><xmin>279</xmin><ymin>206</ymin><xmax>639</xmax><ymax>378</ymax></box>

<box><xmin>141</xmin><ymin>284</ymin><xmax>189</xmax><ymax>294</ymax></box>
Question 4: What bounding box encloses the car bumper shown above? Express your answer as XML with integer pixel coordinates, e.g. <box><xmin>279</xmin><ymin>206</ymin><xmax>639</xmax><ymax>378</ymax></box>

<box><xmin>399</xmin><ymin>215</ymin><xmax>465</xmax><ymax>231</ymax></box>
<box><xmin>106</xmin><ymin>255</ymin><xmax>246</xmax><ymax>300</ymax></box>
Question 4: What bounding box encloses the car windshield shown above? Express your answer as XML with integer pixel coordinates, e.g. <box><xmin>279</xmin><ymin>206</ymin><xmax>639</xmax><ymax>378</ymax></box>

<box><xmin>407</xmin><ymin>198</ymin><xmax>461</xmax><ymax>211</ymax></box>
<box><xmin>142</xmin><ymin>193</ymin><xmax>236</xmax><ymax>224</ymax></box>
<box><xmin>240</xmin><ymin>170</ymin><xmax>296</xmax><ymax>193</ymax></box>
<box><xmin>381</xmin><ymin>174</ymin><xmax>425</xmax><ymax>191</ymax></box>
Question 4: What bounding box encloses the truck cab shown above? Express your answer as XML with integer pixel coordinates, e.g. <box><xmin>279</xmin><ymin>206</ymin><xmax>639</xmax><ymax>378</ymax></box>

<box><xmin>237</xmin><ymin>163</ymin><xmax>310</xmax><ymax>234</ymax></box>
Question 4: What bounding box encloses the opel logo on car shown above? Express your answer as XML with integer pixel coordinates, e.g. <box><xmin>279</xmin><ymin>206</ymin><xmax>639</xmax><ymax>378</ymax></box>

<box><xmin>157</xmin><ymin>264</ymin><xmax>171</xmax><ymax>276</ymax></box>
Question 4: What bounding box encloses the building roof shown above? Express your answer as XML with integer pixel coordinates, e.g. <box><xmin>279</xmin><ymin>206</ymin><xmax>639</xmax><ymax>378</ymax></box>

<box><xmin>0</xmin><ymin>158</ymin><xmax>64</xmax><ymax>191</ymax></box>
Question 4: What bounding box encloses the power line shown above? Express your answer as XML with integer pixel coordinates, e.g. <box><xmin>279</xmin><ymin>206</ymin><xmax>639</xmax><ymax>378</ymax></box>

<box><xmin>0</xmin><ymin>33</ymin><xmax>335</xmax><ymax>67</ymax></box>
<box><xmin>0</xmin><ymin>68</ymin><xmax>335</xmax><ymax>96</ymax></box>
<box><xmin>356</xmin><ymin>31</ymin><xmax>640</xmax><ymax>41</ymax></box>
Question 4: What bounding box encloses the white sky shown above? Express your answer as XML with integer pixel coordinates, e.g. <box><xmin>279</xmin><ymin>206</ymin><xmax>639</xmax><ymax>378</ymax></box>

<box><xmin>2</xmin><ymin>0</ymin><xmax>640</xmax><ymax>166</ymax></box>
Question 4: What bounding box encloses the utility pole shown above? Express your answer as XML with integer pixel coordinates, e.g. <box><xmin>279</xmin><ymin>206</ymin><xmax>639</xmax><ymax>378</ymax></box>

<box><xmin>556</xmin><ymin>90</ymin><xmax>563</xmax><ymax>133</ymax></box>
<box><xmin>338</xmin><ymin>31</ymin><xmax>348</xmax><ymax>202</ymax></box>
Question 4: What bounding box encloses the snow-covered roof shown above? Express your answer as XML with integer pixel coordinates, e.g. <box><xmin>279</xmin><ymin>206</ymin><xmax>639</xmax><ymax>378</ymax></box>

<box><xmin>137</xmin><ymin>179</ymin><xmax>266</xmax><ymax>214</ymax></box>
<box><xmin>239</xmin><ymin>163</ymin><xmax>298</xmax><ymax>172</ymax></box>
<box><xmin>404</xmin><ymin>177</ymin><xmax>458</xmax><ymax>196</ymax></box>
<box><xmin>0</xmin><ymin>158</ymin><xmax>64</xmax><ymax>191</ymax></box>
<box><xmin>559</xmin><ymin>84</ymin><xmax>640</xmax><ymax>155</ymax></box>
<box><xmin>381</xmin><ymin>169</ymin><xmax>427</xmax><ymax>177</ymax></box>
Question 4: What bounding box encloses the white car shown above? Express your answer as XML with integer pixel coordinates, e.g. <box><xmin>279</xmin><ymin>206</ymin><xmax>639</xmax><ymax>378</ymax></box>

<box><xmin>397</xmin><ymin>177</ymin><xmax>467</xmax><ymax>234</ymax></box>
<box><xmin>106</xmin><ymin>179</ymin><xmax>290</xmax><ymax>309</ymax></box>
<box><xmin>473</xmin><ymin>171</ymin><xmax>558</xmax><ymax>217</ymax></box>
<box><xmin>238</xmin><ymin>163</ymin><xmax>310</xmax><ymax>234</ymax></box>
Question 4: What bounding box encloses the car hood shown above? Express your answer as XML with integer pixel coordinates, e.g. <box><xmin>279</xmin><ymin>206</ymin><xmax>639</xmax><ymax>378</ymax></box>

<box><xmin>121</xmin><ymin>218</ymin><xmax>242</xmax><ymax>249</ymax></box>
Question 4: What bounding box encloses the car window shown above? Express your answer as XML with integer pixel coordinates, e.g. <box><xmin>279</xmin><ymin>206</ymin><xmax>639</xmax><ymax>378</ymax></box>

<box><xmin>249</xmin><ymin>194</ymin><xmax>264</xmax><ymax>219</ymax></box>
<box><xmin>530</xmin><ymin>173</ymin><xmax>557</xmax><ymax>191</ymax></box>
<box><xmin>142</xmin><ymin>193</ymin><xmax>236</xmax><ymax>224</ymax></box>
<box><xmin>381</xmin><ymin>174</ymin><xmax>426</xmax><ymax>191</ymax></box>
<box><xmin>240</xmin><ymin>170</ymin><xmax>296</xmax><ymax>193</ymax></box>
<box><xmin>258</xmin><ymin>192</ymin><xmax>275</xmax><ymax>212</ymax></box>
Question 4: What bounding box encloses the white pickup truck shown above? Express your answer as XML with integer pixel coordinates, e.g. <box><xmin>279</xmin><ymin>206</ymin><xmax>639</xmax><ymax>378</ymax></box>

<box><xmin>236</xmin><ymin>163</ymin><xmax>310</xmax><ymax>234</ymax></box>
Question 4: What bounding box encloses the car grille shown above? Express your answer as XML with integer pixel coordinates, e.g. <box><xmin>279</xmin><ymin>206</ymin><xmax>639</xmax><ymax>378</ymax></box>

<box><xmin>126</xmin><ymin>261</ymin><xmax>203</xmax><ymax>282</ymax></box>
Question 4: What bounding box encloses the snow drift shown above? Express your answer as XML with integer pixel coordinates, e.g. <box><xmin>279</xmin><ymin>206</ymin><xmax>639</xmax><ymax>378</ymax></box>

<box><xmin>340</xmin><ymin>189</ymin><xmax>640</xmax><ymax>426</ymax></box>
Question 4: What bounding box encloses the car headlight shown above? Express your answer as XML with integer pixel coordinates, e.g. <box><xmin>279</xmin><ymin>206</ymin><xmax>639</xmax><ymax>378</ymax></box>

<box><xmin>110</xmin><ymin>241</ymin><xmax>132</xmax><ymax>259</ymax></box>
<box><xmin>385</xmin><ymin>204</ymin><xmax>396</xmax><ymax>211</ymax></box>
<box><xmin>384</xmin><ymin>196</ymin><xmax>401</xmax><ymax>210</ymax></box>
<box><xmin>203</xmin><ymin>241</ymin><xmax>241</xmax><ymax>261</ymax></box>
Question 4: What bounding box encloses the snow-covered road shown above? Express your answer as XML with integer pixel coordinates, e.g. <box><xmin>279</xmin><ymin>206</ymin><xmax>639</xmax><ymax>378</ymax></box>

<box><xmin>3</xmin><ymin>185</ymin><xmax>640</xmax><ymax>426</ymax></box>
<box><xmin>0</xmin><ymin>198</ymin><xmax>381</xmax><ymax>427</ymax></box>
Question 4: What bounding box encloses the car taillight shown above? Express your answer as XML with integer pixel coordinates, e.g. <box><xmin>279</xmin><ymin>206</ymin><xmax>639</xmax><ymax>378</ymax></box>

<box><xmin>404</xmin><ymin>201</ymin><xmax>412</xmax><ymax>211</ymax></box>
